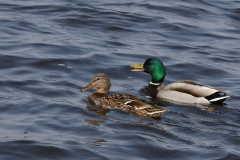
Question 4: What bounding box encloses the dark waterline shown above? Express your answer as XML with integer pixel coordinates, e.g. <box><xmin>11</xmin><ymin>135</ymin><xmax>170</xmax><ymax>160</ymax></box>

<box><xmin>0</xmin><ymin>0</ymin><xmax>240</xmax><ymax>159</ymax></box>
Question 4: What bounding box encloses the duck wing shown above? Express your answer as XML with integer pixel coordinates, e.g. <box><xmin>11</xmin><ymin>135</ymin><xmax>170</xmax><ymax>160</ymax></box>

<box><xmin>97</xmin><ymin>93</ymin><xmax>150</xmax><ymax>109</ymax></box>
<box><xmin>163</xmin><ymin>80</ymin><xmax>228</xmax><ymax>98</ymax></box>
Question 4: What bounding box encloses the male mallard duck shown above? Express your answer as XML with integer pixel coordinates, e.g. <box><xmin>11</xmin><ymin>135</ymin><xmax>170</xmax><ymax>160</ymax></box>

<box><xmin>81</xmin><ymin>73</ymin><xmax>167</xmax><ymax>118</ymax></box>
<box><xmin>130</xmin><ymin>58</ymin><xmax>230</xmax><ymax>104</ymax></box>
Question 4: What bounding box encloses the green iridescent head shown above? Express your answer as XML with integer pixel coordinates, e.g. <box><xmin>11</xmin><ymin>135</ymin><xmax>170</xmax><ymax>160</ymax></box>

<box><xmin>130</xmin><ymin>58</ymin><xmax>166</xmax><ymax>83</ymax></box>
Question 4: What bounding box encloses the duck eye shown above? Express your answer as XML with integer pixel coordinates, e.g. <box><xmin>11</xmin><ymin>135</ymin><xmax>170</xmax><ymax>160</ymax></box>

<box><xmin>97</xmin><ymin>78</ymin><xmax>100</xmax><ymax>80</ymax></box>
<box><xmin>150</xmin><ymin>62</ymin><xmax>153</xmax><ymax>65</ymax></box>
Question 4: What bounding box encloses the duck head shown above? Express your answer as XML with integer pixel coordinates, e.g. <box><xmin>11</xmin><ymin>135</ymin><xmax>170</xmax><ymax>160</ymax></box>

<box><xmin>130</xmin><ymin>58</ymin><xmax>166</xmax><ymax>83</ymax></box>
<box><xmin>81</xmin><ymin>73</ymin><xmax>111</xmax><ymax>94</ymax></box>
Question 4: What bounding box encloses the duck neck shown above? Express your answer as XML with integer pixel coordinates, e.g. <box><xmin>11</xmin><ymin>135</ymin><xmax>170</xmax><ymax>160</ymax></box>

<box><xmin>148</xmin><ymin>83</ymin><xmax>162</xmax><ymax>97</ymax></box>
<box><xmin>96</xmin><ymin>86</ymin><xmax>110</xmax><ymax>94</ymax></box>
<box><xmin>148</xmin><ymin>75</ymin><xmax>165</xmax><ymax>97</ymax></box>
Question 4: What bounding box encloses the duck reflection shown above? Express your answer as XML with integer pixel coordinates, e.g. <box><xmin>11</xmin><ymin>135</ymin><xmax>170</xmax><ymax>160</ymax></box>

<box><xmin>85</xmin><ymin>137</ymin><xmax>110</xmax><ymax>147</ymax></box>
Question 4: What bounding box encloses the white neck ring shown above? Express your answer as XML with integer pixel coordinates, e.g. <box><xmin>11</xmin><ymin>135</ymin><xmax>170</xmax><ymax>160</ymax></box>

<box><xmin>150</xmin><ymin>81</ymin><xmax>160</xmax><ymax>85</ymax></box>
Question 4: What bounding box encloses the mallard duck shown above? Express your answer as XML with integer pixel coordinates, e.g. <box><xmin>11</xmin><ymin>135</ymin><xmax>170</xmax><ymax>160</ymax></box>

<box><xmin>81</xmin><ymin>73</ymin><xmax>168</xmax><ymax>118</ymax></box>
<box><xmin>130</xmin><ymin>58</ymin><xmax>230</xmax><ymax>104</ymax></box>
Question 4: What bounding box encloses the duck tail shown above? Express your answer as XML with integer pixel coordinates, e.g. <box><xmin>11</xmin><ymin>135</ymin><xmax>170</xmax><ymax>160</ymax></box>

<box><xmin>205</xmin><ymin>92</ymin><xmax>230</xmax><ymax>104</ymax></box>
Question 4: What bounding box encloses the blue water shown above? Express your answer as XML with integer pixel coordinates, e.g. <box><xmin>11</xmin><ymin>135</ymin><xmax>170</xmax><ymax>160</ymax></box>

<box><xmin>0</xmin><ymin>0</ymin><xmax>240</xmax><ymax>159</ymax></box>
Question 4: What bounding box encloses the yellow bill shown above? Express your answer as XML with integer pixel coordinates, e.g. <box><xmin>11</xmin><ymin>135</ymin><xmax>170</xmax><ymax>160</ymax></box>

<box><xmin>130</xmin><ymin>63</ymin><xmax>145</xmax><ymax>71</ymax></box>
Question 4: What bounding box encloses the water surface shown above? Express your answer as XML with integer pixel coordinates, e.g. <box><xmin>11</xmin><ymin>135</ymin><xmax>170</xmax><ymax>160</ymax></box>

<box><xmin>0</xmin><ymin>0</ymin><xmax>240</xmax><ymax>159</ymax></box>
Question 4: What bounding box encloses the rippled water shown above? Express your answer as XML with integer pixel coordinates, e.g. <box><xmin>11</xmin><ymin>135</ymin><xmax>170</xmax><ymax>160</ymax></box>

<box><xmin>0</xmin><ymin>0</ymin><xmax>240</xmax><ymax>159</ymax></box>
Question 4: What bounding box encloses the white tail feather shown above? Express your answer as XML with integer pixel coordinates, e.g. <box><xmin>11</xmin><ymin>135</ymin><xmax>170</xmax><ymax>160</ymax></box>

<box><xmin>209</xmin><ymin>96</ymin><xmax>230</xmax><ymax>102</ymax></box>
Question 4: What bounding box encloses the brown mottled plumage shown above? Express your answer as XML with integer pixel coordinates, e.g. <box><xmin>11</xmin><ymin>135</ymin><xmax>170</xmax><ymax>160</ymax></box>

<box><xmin>81</xmin><ymin>73</ymin><xmax>167</xmax><ymax>118</ymax></box>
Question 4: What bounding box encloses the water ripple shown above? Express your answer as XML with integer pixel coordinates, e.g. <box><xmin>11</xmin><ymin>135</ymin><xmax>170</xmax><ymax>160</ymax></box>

<box><xmin>0</xmin><ymin>0</ymin><xmax>240</xmax><ymax>159</ymax></box>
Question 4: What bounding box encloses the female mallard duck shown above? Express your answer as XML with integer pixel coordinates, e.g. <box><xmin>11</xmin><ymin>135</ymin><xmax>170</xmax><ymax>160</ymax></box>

<box><xmin>130</xmin><ymin>58</ymin><xmax>230</xmax><ymax>104</ymax></box>
<box><xmin>81</xmin><ymin>73</ymin><xmax>167</xmax><ymax>118</ymax></box>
